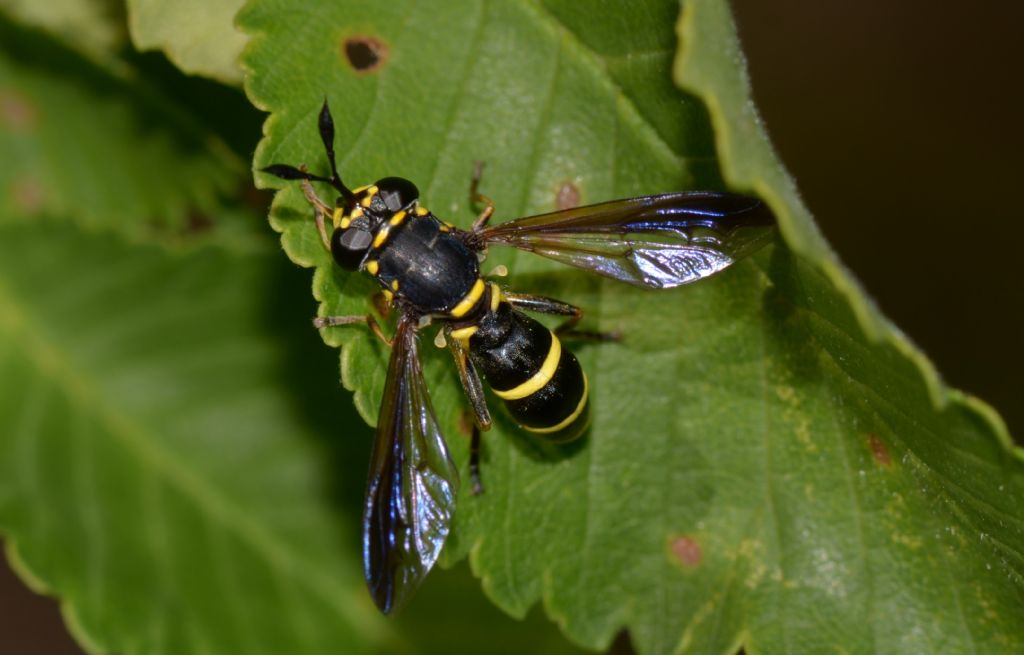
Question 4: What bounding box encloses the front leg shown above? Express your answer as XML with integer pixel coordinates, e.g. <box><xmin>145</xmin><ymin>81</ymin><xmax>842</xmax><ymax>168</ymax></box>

<box><xmin>469</xmin><ymin>161</ymin><xmax>496</xmax><ymax>231</ymax></box>
<box><xmin>314</xmin><ymin>314</ymin><xmax>393</xmax><ymax>346</ymax></box>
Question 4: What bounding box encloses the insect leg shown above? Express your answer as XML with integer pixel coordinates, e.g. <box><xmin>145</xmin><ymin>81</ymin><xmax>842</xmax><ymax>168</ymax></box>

<box><xmin>261</xmin><ymin>164</ymin><xmax>336</xmax><ymax>250</ymax></box>
<box><xmin>446</xmin><ymin>328</ymin><xmax>492</xmax><ymax>431</ymax></box>
<box><xmin>469</xmin><ymin>424</ymin><xmax>483</xmax><ymax>496</ymax></box>
<box><xmin>469</xmin><ymin>161</ymin><xmax>496</xmax><ymax>231</ymax></box>
<box><xmin>503</xmin><ymin>292</ymin><xmax>621</xmax><ymax>342</ymax></box>
<box><xmin>314</xmin><ymin>314</ymin><xmax>393</xmax><ymax>346</ymax></box>
<box><xmin>371</xmin><ymin>291</ymin><xmax>392</xmax><ymax>319</ymax></box>
<box><xmin>296</xmin><ymin>175</ymin><xmax>338</xmax><ymax>251</ymax></box>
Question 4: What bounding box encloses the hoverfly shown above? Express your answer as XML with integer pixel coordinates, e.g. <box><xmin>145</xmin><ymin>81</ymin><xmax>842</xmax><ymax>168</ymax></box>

<box><xmin>263</xmin><ymin>101</ymin><xmax>775</xmax><ymax>614</ymax></box>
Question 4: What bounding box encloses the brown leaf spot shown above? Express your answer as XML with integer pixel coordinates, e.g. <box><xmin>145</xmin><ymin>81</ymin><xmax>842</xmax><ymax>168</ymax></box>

<box><xmin>342</xmin><ymin>36</ymin><xmax>389</xmax><ymax>74</ymax></box>
<box><xmin>555</xmin><ymin>181</ymin><xmax>580</xmax><ymax>210</ymax></box>
<box><xmin>186</xmin><ymin>210</ymin><xmax>214</xmax><ymax>234</ymax></box>
<box><xmin>670</xmin><ymin>535</ymin><xmax>702</xmax><ymax>568</ymax></box>
<box><xmin>868</xmin><ymin>433</ymin><xmax>891</xmax><ymax>467</ymax></box>
<box><xmin>10</xmin><ymin>177</ymin><xmax>44</xmax><ymax>213</ymax></box>
<box><xmin>0</xmin><ymin>89</ymin><xmax>37</xmax><ymax>131</ymax></box>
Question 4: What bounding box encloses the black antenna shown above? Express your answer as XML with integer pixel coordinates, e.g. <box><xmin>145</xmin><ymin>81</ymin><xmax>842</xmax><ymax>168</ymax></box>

<box><xmin>261</xmin><ymin>99</ymin><xmax>355</xmax><ymax>202</ymax></box>
<box><xmin>261</xmin><ymin>163</ymin><xmax>331</xmax><ymax>183</ymax></box>
<box><xmin>318</xmin><ymin>99</ymin><xmax>355</xmax><ymax>202</ymax></box>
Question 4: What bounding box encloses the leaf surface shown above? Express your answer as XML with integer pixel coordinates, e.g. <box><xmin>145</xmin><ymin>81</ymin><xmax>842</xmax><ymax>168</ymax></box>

<box><xmin>0</xmin><ymin>15</ymin><xmax>242</xmax><ymax>235</ymax></box>
<box><xmin>0</xmin><ymin>219</ymin><xmax>389</xmax><ymax>653</ymax></box>
<box><xmin>0</xmin><ymin>216</ymin><xmax>587</xmax><ymax>654</ymax></box>
<box><xmin>0</xmin><ymin>0</ymin><xmax>125</xmax><ymax>62</ymax></box>
<box><xmin>242</xmin><ymin>1</ymin><xmax>1024</xmax><ymax>654</ymax></box>
<box><xmin>0</xmin><ymin>7</ymin><xmax>594</xmax><ymax>653</ymax></box>
<box><xmin>127</xmin><ymin>0</ymin><xmax>247</xmax><ymax>84</ymax></box>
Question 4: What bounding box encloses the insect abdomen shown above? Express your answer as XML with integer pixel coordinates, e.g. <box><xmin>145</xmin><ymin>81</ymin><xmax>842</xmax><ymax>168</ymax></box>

<box><xmin>467</xmin><ymin>302</ymin><xmax>589</xmax><ymax>441</ymax></box>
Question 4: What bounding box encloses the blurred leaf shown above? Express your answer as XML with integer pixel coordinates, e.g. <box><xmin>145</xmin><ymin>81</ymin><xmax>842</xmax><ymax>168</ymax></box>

<box><xmin>0</xmin><ymin>219</ymin><xmax>392</xmax><ymax>653</ymax></box>
<box><xmin>0</xmin><ymin>16</ymin><xmax>243</xmax><ymax>235</ymax></box>
<box><xmin>0</xmin><ymin>0</ymin><xmax>125</xmax><ymax>62</ymax></box>
<box><xmin>243</xmin><ymin>0</ymin><xmax>1024</xmax><ymax>653</ymax></box>
<box><xmin>127</xmin><ymin>0</ymin><xmax>246</xmax><ymax>84</ymax></box>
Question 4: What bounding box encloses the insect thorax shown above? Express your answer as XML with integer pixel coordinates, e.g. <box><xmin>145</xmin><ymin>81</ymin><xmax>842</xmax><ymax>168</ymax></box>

<box><xmin>371</xmin><ymin>213</ymin><xmax>480</xmax><ymax>314</ymax></box>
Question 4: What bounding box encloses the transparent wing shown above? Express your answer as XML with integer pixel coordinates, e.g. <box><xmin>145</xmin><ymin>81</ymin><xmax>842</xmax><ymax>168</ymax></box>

<box><xmin>363</xmin><ymin>313</ymin><xmax>459</xmax><ymax>614</ymax></box>
<box><xmin>480</xmin><ymin>192</ymin><xmax>775</xmax><ymax>288</ymax></box>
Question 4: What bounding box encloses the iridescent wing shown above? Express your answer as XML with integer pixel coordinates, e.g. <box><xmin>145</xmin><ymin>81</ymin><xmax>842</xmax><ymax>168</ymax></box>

<box><xmin>364</xmin><ymin>313</ymin><xmax>459</xmax><ymax>614</ymax></box>
<box><xmin>479</xmin><ymin>192</ymin><xmax>775</xmax><ymax>288</ymax></box>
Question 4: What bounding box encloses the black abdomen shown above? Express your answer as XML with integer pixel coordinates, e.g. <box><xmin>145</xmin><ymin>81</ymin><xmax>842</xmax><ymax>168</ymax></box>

<box><xmin>467</xmin><ymin>302</ymin><xmax>588</xmax><ymax>441</ymax></box>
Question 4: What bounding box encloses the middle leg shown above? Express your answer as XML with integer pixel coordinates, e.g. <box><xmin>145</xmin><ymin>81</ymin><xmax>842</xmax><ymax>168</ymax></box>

<box><xmin>502</xmin><ymin>292</ymin><xmax>620</xmax><ymax>341</ymax></box>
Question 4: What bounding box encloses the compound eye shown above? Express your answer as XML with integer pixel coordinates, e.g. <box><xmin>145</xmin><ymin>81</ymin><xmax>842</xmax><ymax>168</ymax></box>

<box><xmin>330</xmin><ymin>226</ymin><xmax>373</xmax><ymax>270</ymax></box>
<box><xmin>375</xmin><ymin>176</ymin><xmax>419</xmax><ymax>212</ymax></box>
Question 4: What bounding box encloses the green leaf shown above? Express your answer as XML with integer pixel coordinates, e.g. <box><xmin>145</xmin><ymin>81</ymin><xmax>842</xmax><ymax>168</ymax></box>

<box><xmin>0</xmin><ymin>0</ymin><xmax>126</xmax><ymax>63</ymax></box>
<box><xmin>0</xmin><ymin>213</ymin><xmax>598</xmax><ymax>655</ymax></box>
<box><xmin>670</xmin><ymin>0</ymin><xmax>1024</xmax><ymax>650</ymax></box>
<box><xmin>0</xmin><ymin>219</ymin><xmax>393</xmax><ymax>653</ymax></box>
<box><xmin>243</xmin><ymin>1</ymin><xmax>1023</xmax><ymax>654</ymax></box>
<box><xmin>0</xmin><ymin>15</ymin><xmax>243</xmax><ymax>235</ymax></box>
<box><xmin>127</xmin><ymin>0</ymin><xmax>247</xmax><ymax>84</ymax></box>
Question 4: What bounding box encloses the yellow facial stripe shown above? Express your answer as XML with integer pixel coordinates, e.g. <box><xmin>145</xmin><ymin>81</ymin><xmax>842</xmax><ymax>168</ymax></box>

<box><xmin>391</xmin><ymin>279</ymin><xmax>400</xmax><ymax>291</ymax></box>
<box><xmin>389</xmin><ymin>210</ymin><xmax>407</xmax><ymax>226</ymax></box>
<box><xmin>365</xmin><ymin>260</ymin><xmax>379</xmax><ymax>275</ymax></box>
<box><xmin>372</xmin><ymin>226</ymin><xmax>391</xmax><ymax>249</ymax></box>
<box><xmin>332</xmin><ymin>207</ymin><xmax>344</xmax><ymax>228</ymax></box>
<box><xmin>415</xmin><ymin>206</ymin><xmax>429</xmax><ymax>216</ymax></box>
<box><xmin>449</xmin><ymin>325</ymin><xmax>478</xmax><ymax>342</ymax></box>
<box><xmin>382</xmin><ymin>289</ymin><xmax>394</xmax><ymax>303</ymax></box>
<box><xmin>489</xmin><ymin>283</ymin><xmax>502</xmax><ymax>312</ymax></box>
<box><xmin>526</xmin><ymin>374</ymin><xmax>589</xmax><ymax>434</ymax></box>
<box><xmin>449</xmin><ymin>278</ymin><xmax>485</xmax><ymax>318</ymax></box>
<box><xmin>493</xmin><ymin>332</ymin><xmax>561</xmax><ymax>400</ymax></box>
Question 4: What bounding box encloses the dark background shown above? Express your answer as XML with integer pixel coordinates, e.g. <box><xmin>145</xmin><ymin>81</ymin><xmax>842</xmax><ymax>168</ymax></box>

<box><xmin>3</xmin><ymin>1</ymin><xmax>1021</xmax><ymax>652</ymax></box>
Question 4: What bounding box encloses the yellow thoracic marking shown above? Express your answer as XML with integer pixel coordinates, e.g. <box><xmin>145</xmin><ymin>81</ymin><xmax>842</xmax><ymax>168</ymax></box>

<box><xmin>449</xmin><ymin>325</ymin><xmax>478</xmax><ymax>342</ymax></box>
<box><xmin>352</xmin><ymin>185</ymin><xmax>370</xmax><ymax>194</ymax></box>
<box><xmin>449</xmin><ymin>278</ymin><xmax>485</xmax><ymax>318</ymax></box>
<box><xmin>365</xmin><ymin>260</ymin><xmax>379</xmax><ymax>275</ymax></box>
<box><xmin>415</xmin><ymin>206</ymin><xmax>429</xmax><ymax>216</ymax></box>
<box><xmin>360</xmin><ymin>185</ymin><xmax>379</xmax><ymax>208</ymax></box>
<box><xmin>493</xmin><ymin>332</ymin><xmax>561</xmax><ymax>400</ymax></box>
<box><xmin>382</xmin><ymin>289</ymin><xmax>394</xmax><ymax>303</ymax></box>
<box><xmin>526</xmin><ymin>374</ymin><xmax>589</xmax><ymax>434</ymax></box>
<box><xmin>489</xmin><ymin>283</ymin><xmax>502</xmax><ymax>311</ymax></box>
<box><xmin>332</xmin><ymin>207</ymin><xmax>344</xmax><ymax>228</ymax></box>
<box><xmin>389</xmin><ymin>210</ymin><xmax>407</xmax><ymax>226</ymax></box>
<box><xmin>391</xmin><ymin>279</ymin><xmax>400</xmax><ymax>291</ymax></box>
<box><xmin>341</xmin><ymin>206</ymin><xmax>363</xmax><ymax>229</ymax></box>
<box><xmin>372</xmin><ymin>226</ymin><xmax>391</xmax><ymax>249</ymax></box>
<box><xmin>438</xmin><ymin>224</ymin><xmax>450</xmax><ymax>232</ymax></box>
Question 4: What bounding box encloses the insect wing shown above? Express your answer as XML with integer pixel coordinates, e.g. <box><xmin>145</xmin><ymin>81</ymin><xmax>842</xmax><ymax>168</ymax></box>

<box><xmin>364</xmin><ymin>314</ymin><xmax>459</xmax><ymax>613</ymax></box>
<box><xmin>481</xmin><ymin>192</ymin><xmax>775</xmax><ymax>288</ymax></box>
